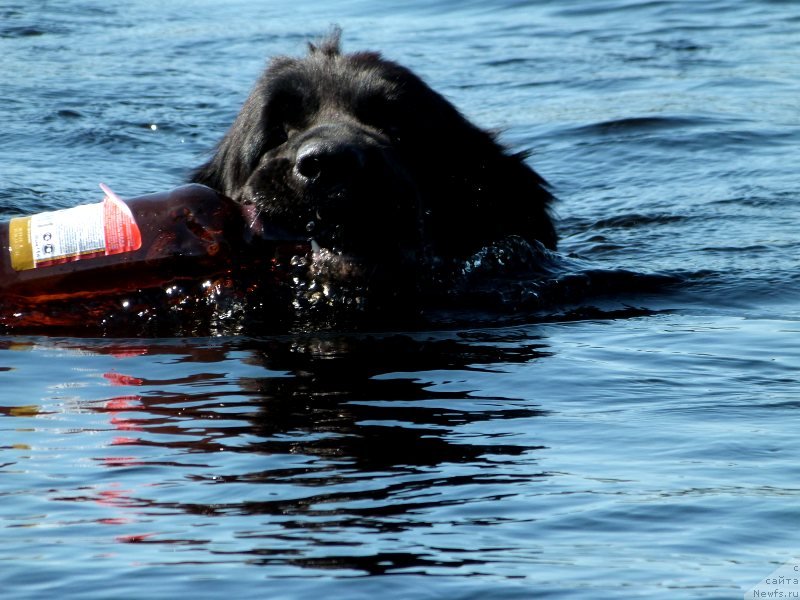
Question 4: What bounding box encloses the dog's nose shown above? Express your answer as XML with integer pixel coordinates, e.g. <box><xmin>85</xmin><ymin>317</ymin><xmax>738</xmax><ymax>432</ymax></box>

<box><xmin>295</xmin><ymin>140</ymin><xmax>366</xmax><ymax>188</ymax></box>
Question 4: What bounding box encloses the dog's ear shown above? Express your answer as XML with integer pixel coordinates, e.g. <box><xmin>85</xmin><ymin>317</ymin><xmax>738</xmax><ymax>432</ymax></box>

<box><xmin>190</xmin><ymin>129</ymin><xmax>251</xmax><ymax>197</ymax></box>
<box><xmin>430</xmin><ymin>129</ymin><xmax>557</xmax><ymax>255</ymax></box>
<box><xmin>353</xmin><ymin>59</ymin><xmax>556</xmax><ymax>254</ymax></box>
<box><xmin>190</xmin><ymin>100</ymin><xmax>261</xmax><ymax>196</ymax></box>
<box><xmin>476</xmin><ymin>147</ymin><xmax>557</xmax><ymax>251</ymax></box>
<box><xmin>190</xmin><ymin>64</ymin><xmax>290</xmax><ymax>197</ymax></box>
<box><xmin>390</xmin><ymin>81</ymin><xmax>556</xmax><ymax>254</ymax></box>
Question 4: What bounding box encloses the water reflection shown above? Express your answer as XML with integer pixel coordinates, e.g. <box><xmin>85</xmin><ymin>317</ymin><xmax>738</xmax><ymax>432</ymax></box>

<box><xmin>244</xmin><ymin>335</ymin><xmax>550</xmax><ymax>467</ymax></box>
<box><xmin>2</xmin><ymin>333</ymin><xmax>553</xmax><ymax>574</ymax></box>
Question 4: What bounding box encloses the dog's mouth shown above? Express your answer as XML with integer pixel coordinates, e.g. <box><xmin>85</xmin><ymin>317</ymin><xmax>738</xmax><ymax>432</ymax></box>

<box><xmin>243</xmin><ymin>194</ymin><xmax>424</xmax><ymax>276</ymax></box>
<box><xmin>242</xmin><ymin>201</ymin><xmax>406</xmax><ymax>282</ymax></box>
<box><xmin>238</xmin><ymin>144</ymin><xmax>425</xmax><ymax>262</ymax></box>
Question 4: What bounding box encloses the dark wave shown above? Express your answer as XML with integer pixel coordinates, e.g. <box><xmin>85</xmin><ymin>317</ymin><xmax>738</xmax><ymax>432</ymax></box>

<box><xmin>567</xmin><ymin>115</ymin><xmax>716</xmax><ymax>137</ymax></box>
<box><xmin>587</xmin><ymin>213</ymin><xmax>689</xmax><ymax>230</ymax></box>
<box><xmin>0</xmin><ymin>26</ymin><xmax>49</xmax><ymax>39</ymax></box>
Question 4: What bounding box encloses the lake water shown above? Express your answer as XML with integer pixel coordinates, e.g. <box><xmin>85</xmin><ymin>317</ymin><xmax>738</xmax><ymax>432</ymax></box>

<box><xmin>2</xmin><ymin>1</ymin><xmax>800</xmax><ymax>598</ymax></box>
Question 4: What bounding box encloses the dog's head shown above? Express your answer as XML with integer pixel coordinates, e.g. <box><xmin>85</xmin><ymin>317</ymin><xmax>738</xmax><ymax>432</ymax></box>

<box><xmin>192</xmin><ymin>31</ymin><xmax>556</xmax><ymax>272</ymax></box>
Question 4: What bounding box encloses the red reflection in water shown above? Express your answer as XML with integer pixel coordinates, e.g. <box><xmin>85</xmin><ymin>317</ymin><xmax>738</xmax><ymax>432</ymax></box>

<box><xmin>101</xmin><ymin>456</ymin><xmax>141</xmax><ymax>467</ymax></box>
<box><xmin>96</xmin><ymin>486</ymin><xmax>135</xmax><ymax>507</ymax></box>
<box><xmin>103</xmin><ymin>394</ymin><xmax>143</xmax><ymax>436</ymax></box>
<box><xmin>111</xmin><ymin>437</ymin><xmax>138</xmax><ymax>446</ymax></box>
<box><xmin>93</xmin><ymin>380</ymin><xmax>160</xmax><ymax>542</ymax></box>
<box><xmin>104</xmin><ymin>371</ymin><xmax>144</xmax><ymax>386</ymax></box>
<box><xmin>92</xmin><ymin>485</ymin><xmax>155</xmax><ymax>542</ymax></box>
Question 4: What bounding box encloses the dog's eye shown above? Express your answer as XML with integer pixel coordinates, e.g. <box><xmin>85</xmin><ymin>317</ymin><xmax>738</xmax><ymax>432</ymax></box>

<box><xmin>357</xmin><ymin>95</ymin><xmax>403</xmax><ymax>139</ymax></box>
<box><xmin>270</xmin><ymin>88</ymin><xmax>309</xmax><ymax>124</ymax></box>
<box><xmin>261</xmin><ymin>88</ymin><xmax>308</xmax><ymax>149</ymax></box>
<box><xmin>264</xmin><ymin>125</ymin><xmax>288</xmax><ymax>150</ymax></box>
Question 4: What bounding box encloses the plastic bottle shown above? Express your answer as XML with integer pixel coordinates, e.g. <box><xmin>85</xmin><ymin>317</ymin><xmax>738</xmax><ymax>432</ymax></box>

<box><xmin>0</xmin><ymin>184</ymin><xmax>308</xmax><ymax>330</ymax></box>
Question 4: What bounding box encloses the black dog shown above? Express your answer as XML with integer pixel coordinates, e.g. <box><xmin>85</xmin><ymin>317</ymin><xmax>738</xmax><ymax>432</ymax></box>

<box><xmin>191</xmin><ymin>32</ymin><xmax>557</xmax><ymax>327</ymax></box>
<box><xmin>192</xmin><ymin>31</ymin><xmax>555</xmax><ymax>261</ymax></box>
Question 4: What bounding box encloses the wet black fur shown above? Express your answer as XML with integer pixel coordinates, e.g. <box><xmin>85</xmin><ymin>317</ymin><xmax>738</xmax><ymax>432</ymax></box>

<box><xmin>191</xmin><ymin>31</ymin><xmax>556</xmax><ymax>268</ymax></box>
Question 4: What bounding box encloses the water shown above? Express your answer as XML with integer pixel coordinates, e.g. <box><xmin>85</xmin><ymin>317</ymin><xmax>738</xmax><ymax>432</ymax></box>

<box><xmin>2</xmin><ymin>0</ymin><xmax>800</xmax><ymax>598</ymax></box>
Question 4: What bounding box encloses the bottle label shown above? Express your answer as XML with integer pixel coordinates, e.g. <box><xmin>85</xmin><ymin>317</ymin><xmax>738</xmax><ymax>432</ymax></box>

<box><xmin>9</xmin><ymin>187</ymin><xmax>143</xmax><ymax>271</ymax></box>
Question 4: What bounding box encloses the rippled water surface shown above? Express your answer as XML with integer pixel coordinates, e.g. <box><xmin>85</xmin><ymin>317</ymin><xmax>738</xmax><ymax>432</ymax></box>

<box><xmin>2</xmin><ymin>1</ymin><xmax>800</xmax><ymax>598</ymax></box>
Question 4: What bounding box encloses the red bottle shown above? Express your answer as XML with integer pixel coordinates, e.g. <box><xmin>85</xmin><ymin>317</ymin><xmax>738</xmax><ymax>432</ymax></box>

<box><xmin>0</xmin><ymin>184</ymin><xmax>307</xmax><ymax>331</ymax></box>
